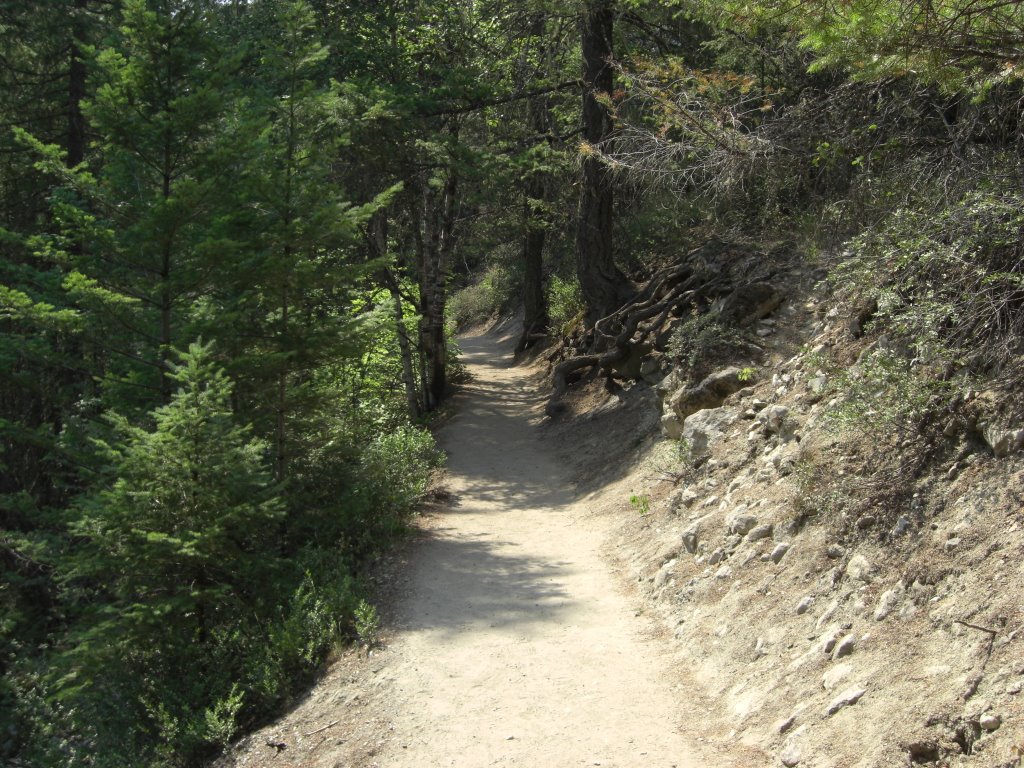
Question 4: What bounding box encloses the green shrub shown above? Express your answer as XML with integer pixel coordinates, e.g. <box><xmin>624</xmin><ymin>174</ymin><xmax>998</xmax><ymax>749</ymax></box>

<box><xmin>361</xmin><ymin>426</ymin><xmax>443</xmax><ymax>510</ymax></box>
<box><xmin>837</xmin><ymin>186</ymin><xmax>1024</xmax><ymax>370</ymax></box>
<box><xmin>447</xmin><ymin>261</ymin><xmax>522</xmax><ymax>329</ymax></box>
<box><xmin>546</xmin><ymin>275</ymin><xmax>584</xmax><ymax>335</ymax></box>
<box><xmin>668</xmin><ymin>312</ymin><xmax>747</xmax><ymax>374</ymax></box>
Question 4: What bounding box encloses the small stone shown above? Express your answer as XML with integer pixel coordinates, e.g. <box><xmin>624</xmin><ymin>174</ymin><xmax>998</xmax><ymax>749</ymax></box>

<box><xmin>825</xmin><ymin>686</ymin><xmax>866</xmax><ymax>716</ymax></box>
<box><xmin>709</xmin><ymin>547</ymin><xmax>725</xmax><ymax>565</ymax></box>
<box><xmin>891</xmin><ymin>516</ymin><xmax>911</xmax><ymax>537</ymax></box>
<box><xmin>653</xmin><ymin>568</ymin><xmax>672</xmax><ymax>590</ymax></box>
<box><xmin>753</xmin><ymin>637</ymin><xmax>768</xmax><ymax>659</ymax></box>
<box><xmin>822</xmin><ymin>629</ymin><xmax>842</xmax><ymax>654</ymax></box>
<box><xmin>979</xmin><ymin>713</ymin><xmax>1001</xmax><ymax>731</ymax></box>
<box><xmin>796</xmin><ymin>596</ymin><xmax>814</xmax><ymax>615</ymax></box>
<box><xmin>727</xmin><ymin>508</ymin><xmax>759</xmax><ymax>535</ymax></box>
<box><xmin>748</xmin><ymin>523</ymin><xmax>774</xmax><ymax>542</ymax></box>
<box><xmin>822</xmin><ymin>662</ymin><xmax>853</xmax><ymax>691</ymax></box>
<box><xmin>671</xmin><ymin>489</ymin><xmax>700</xmax><ymax>511</ymax></box>
<box><xmin>770</xmin><ymin>542</ymin><xmax>791</xmax><ymax>563</ymax></box>
<box><xmin>1006</xmin><ymin>681</ymin><xmax>1022</xmax><ymax>695</ymax></box>
<box><xmin>873</xmin><ymin>588</ymin><xmax>903</xmax><ymax>621</ymax></box>
<box><xmin>682</xmin><ymin>524</ymin><xmax>700</xmax><ymax>554</ymax></box>
<box><xmin>826</xmin><ymin>544</ymin><xmax>845</xmax><ymax>559</ymax></box>
<box><xmin>756</xmin><ymin>327</ymin><xmax>774</xmax><ymax>337</ymax></box>
<box><xmin>832</xmin><ymin>634</ymin><xmax>856</xmax><ymax>659</ymax></box>
<box><xmin>944</xmin><ymin>537</ymin><xmax>961</xmax><ymax>552</ymax></box>
<box><xmin>855</xmin><ymin>515</ymin><xmax>876</xmax><ymax>530</ymax></box>
<box><xmin>758</xmin><ymin>405</ymin><xmax>792</xmax><ymax>436</ymax></box>
<box><xmin>775</xmin><ymin>715</ymin><xmax>796</xmax><ymax>734</ymax></box>
<box><xmin>660</xmin><ymin>413</ymin><xmax>685</xmax><ymax>440</ymax></box>
<box><xmin>715</xmin><ymin>565</ymin><xmax>733</xmax><ymax>580</ymax></box>
<box><xmin>724</xmin><ymin>533</ymin><xmax>743</xmax><ymax>551</ymax></box>
<box><xmin>780</xmin><ymin>743</ymin><xmax>801</xmax><ymax>767</ymax></box>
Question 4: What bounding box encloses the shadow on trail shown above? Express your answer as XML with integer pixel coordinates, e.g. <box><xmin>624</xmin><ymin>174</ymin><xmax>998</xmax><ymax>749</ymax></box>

<box><xmin>397</xmin><ymin>530</ymin><xmax>576</xmax><ymax>638</ymax></box>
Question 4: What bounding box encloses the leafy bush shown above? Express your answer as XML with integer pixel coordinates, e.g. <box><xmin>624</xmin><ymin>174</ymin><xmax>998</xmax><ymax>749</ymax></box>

<box><xmin>546</xmin><ymin>275</ymin><xmax>584</xmax><ymax>335</ymax></box>
<box><xmin>447</xmin><ymin>261</ymin><xmax>522</xmax><ymax>329</ymax></box>
<box><xmin>360</xmin><ymin>425</ymin><xmax>444</xmax><ymax>521</ymax></box>
<box><xmin>838</xmin><ymin>187</ymin><xmax>1024</xmax><ymax>370</ymax></box>
<box><xmin>668</xmin><ymin>312</ymin><xmax>747</xmax><ymax>375</ymax></box>
<box><xmin>828</xmin><ymin>347</ymin><xmax>950</xmax><ymax>440</ymax></box>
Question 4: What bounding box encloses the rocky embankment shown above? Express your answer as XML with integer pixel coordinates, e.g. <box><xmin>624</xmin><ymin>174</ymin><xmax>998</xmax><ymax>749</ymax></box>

<box><xmin>547</xmin><ymin>266</ymin><xmax>1024</xmax><ymax>767</ymax></box>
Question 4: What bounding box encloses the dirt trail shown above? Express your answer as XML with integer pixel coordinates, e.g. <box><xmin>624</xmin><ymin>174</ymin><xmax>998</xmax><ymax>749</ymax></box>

<box><xmin>371</xmin><ymin>327</ymin><xmax>702</xmax><ymax>767</ymax></box>
<box><xmin>222</xmin><ymin>325</ymin><xmax>713</xmax><ymax>768</ymax></box>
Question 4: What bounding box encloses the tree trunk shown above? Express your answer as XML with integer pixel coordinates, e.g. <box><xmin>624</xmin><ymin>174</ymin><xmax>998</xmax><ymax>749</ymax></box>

<box><xmin>414</xmin><ymin>166</ymin><xmax>458</xmax><ymax>412</ymax></box>
<box><xmin>67</xmin><ymin>0</ymin><xmax>87</xmax><ymax>168</ymax></box>
<box><xmin>159</xmin><ymin>142</ymin><xmax>173</xmax><ymax>402</ymax></box>
<box><xmin>576</xmin><ymin>0</ymin><xmax>629</xmax><ymax>328</ymax></box>
<box><xmin>368</xmin><ymin>210</ymin><xmax>420</xmax><ymax>420</ymax></box>
<box><xmin>518</xmin><ymin>92</ymin><xmax>551</xmax><ymax>352</ymax></box>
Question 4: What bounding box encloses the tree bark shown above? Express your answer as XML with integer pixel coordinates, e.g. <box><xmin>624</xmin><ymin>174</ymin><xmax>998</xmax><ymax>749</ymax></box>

<box><xmin>576</xmin><ymin>0</ymin><xmax>629</xmax><ymax>328</ymax></box>
<box><xmin>368</xmin><ymin>210</ymin><xmax>420</xmax><ymax>420</ymax></box>
<box><xmin>67</xmin><ymin>0</ymin><xmax>87</xmax><ymax>168</ymax></box>
<box><xmin>423</xmin><ymin>168</ymin><xmax>458</xmax><ymax>410</ymax></box>
<box><xmin>518</xmin><ymin>82</ymin><xmax>551</xmax><ymax>352</ymax></box>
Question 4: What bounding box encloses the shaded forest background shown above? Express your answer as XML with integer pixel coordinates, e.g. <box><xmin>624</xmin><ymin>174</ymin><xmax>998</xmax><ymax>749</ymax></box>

<box><xmin>1</xmin><ymin>0</ymin><xmax>1022</xmax><ymax>765</ymax></box>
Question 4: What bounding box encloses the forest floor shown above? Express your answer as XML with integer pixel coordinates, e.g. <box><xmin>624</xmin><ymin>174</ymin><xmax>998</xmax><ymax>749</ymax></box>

<box><xmin>218</xmin><ymin>320</ymin><xmax>749</xmax><ymax>768</ymax></box>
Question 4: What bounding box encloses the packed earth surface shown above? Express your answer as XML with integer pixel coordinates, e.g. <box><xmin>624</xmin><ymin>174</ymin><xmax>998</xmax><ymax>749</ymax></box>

<box><xmin>218</xmin><ymin>322</ymin><xmax>741</xmax><ymax>768</ymax></box>
<box><xmin>221</xmin><ymin>285</ymin><xmax>1024</xmax><ymax>768</ymax></box>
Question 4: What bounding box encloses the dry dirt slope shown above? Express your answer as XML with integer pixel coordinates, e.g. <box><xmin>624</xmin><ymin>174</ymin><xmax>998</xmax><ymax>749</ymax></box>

<box><xmin>542</xmin><ymin>273</ymin><xmax>1024</xmax><ymax>768</ymax></box>
<box><xmin>218</xmin><ymin>321</ymin><xmax>746</xmax><ymax>768</ymax></box>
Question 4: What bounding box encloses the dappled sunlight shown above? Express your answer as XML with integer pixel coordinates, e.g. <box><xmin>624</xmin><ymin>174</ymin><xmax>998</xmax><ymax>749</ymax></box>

<box><xmin>395</xmin><ymin>529</ymin><xmax>578</xmax><ymax>640</ymax></box>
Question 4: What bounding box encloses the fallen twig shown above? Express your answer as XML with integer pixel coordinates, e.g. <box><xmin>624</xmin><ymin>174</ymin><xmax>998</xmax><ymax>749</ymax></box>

<box><xmin>303</xmin><ymin>720</ymin><xmax>339</xmax><ymax>737</ymax></box>
<box><xmin>954</xmin><ymin>619</ymin><xmax>997</xmax><ymax>637</ymax></box>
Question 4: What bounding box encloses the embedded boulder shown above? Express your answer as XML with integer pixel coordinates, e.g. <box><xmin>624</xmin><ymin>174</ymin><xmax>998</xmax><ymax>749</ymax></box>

<box><xmin>669</xmin><ymin>368</ymin><xmax>751</xmax><ymax>423</ymax></box>
<box><xmin>682</xmin><ymin>407</ymin><xmax>740</xmax><ymax>459</ymax></box>
<box><xmin>716</xmin><ymin>282</ymin><xmax>784</xmax><ymax>326</ymax></box>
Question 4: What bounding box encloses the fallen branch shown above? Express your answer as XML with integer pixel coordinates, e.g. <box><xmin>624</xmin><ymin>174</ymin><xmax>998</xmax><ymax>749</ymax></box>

<box><xmin>303</xmin><ymin>720</ymin><xmax>339</xmax><ymax>737</ymax></box>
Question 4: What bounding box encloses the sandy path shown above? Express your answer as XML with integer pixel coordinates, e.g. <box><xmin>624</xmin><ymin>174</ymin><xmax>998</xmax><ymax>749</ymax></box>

<box><xmin>371</xmin><ymin>327</ymin><xmax>698</xmax><ymax>768</ymax></box>
<box><xmin>220</xmin><ymin>326</ymin><xmax>706</xmax><ymax>768</ymax></box>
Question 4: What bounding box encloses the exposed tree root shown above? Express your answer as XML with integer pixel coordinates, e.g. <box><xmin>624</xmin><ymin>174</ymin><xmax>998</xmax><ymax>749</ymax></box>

<box><xmin>545</xmin><ymin>255</ymin><xmax>730</xmax><ymax>417</ymax></box>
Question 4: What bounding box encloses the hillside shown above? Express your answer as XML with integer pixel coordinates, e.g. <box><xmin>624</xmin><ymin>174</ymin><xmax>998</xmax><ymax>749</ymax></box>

<box><xmin>542</xmin><ymin>250</ymin><xmax>1024</xmax><ymax>767</ymax></box>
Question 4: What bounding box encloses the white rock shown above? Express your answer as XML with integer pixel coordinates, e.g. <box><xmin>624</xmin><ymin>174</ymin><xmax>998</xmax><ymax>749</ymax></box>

<box><xmin>846</xmin><ymin>554</ymin><xmax>875</xmax><ymax>582</ymax></box>
<box><xmin>874</xmin><ymin>587</ymin><xmax>904</xmax><ymax>621</ymax></box>
<box><xmin>980</xmin><ymin>713</ymin><xmax>1001</xmax><ymax>731</ymax></box>
<box><xmin>770</xmin><ymin>542</ymin><xmax>791</xmax><ymax>563</ymax></box>
<box><xmin>660</xmin><ymin>412</ymin><xmax>685</xmax><ymax>440</ymax></box>
<box><xmin>727</xmin><ymin>507</ymin><xmax>759</xmax><ymax>535</ymax></box>
<box><xmin>822</xmin><ymin>628</ymin><xmax>842</xmax><ymax>654</ymax></box>
<box><xmin>825</xmin><ymin>686</ymin><xmax>866</xmax><ymax>716</ymax></box>
<box><xmin>779</xmin><ymin>725</ymin><xmax>806</xmax><ymax>767</ymax></box>
<box><xmin>832</xmin><ymin>634</ymin><xmax>857</xmax><ymax>659</ymax></box>
<box><xmin>758</xmin><ymin>404</ymin><xmax>792</xmax><ymax>436</ymax></box>
<box><xmin>682</xmin><ymin>407</ymin><xmax>740</xmax><ymax>458</ymax></box>
<box><xmin>822</xmin><ymin>662</ymin><xmax>853</xmax><ymax>691</ymax></box>
<box><xmin>983</xmin><ymin>426</ymin><xmax>1024</xmax><ymax>458</ymax></box>
<box><xmin>796</xmin><ymin>596</ymin><xmax>814</xmax><ymax>615</ymax></box>
<box><xmin>715</xmin><ymin>565</ymin><xmax>733</xmax><ymax>580</ymax></box>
